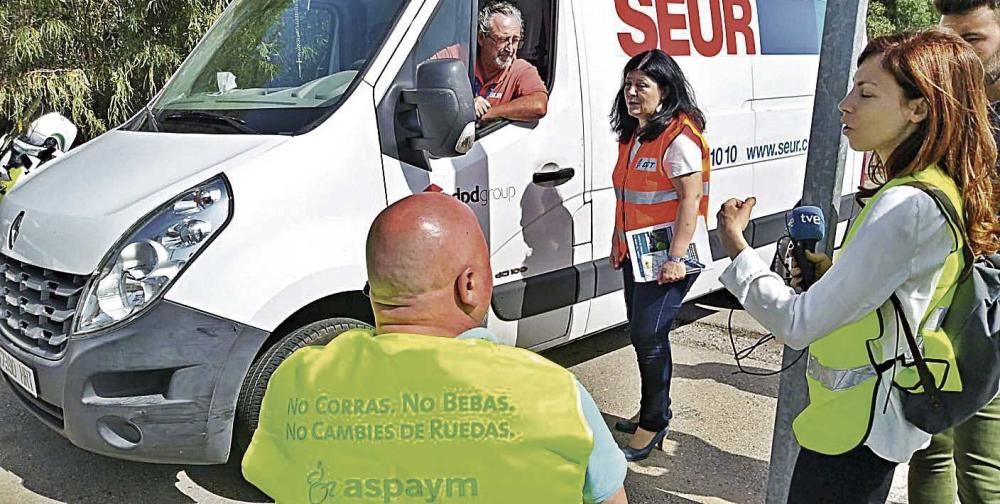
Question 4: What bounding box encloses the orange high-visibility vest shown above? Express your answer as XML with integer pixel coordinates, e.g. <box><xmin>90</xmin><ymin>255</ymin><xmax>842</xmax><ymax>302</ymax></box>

<box><xmin>612</xmin><ymin>114</ymin><xmax>711</xmax><ymax>263</ymax></box>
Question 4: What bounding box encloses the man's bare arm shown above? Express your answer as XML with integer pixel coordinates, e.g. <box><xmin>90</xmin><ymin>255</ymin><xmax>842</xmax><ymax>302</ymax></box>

<box><xmin>480</xmin><ymin>91</ymin><xmax>548</xmax><ymax>123</ymax></box>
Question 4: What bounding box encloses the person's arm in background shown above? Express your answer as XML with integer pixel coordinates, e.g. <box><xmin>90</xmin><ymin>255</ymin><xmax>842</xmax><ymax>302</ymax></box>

<box><xmin>576</xmin><ymin>382</ymin><xmax>628</xmax><ymax>504</ymax></box>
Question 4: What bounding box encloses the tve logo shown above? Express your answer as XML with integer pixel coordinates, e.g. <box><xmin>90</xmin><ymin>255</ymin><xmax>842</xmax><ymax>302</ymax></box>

<box><xmin>615</xmin><ymin>0</ymin><xmax>823</xmax><ymax>57</ymax></box>
<box><xmin>799</xmin><ymin>213</ymin><xmax>822</xmax><ymax>225</ymax></box>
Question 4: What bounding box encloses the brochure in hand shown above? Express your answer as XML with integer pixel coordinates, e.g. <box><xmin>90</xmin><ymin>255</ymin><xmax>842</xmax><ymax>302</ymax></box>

<box><xmin>626</xmin><ymin>218</ymin><xmax>712</xmax><ymax>283</ymax></box>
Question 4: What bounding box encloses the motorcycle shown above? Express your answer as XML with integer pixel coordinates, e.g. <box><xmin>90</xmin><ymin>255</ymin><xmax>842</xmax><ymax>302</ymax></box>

<box><xmin>0</xmin><ymin>112</ymin><xmax>78</xmax><ymax>199</ymax></box>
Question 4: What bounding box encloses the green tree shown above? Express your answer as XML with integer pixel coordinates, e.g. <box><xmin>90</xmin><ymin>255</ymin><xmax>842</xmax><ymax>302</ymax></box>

<box><xmin>0</xmin><ymin>0</ymin><xmax>226</xmax><ymax>141</ymax></box>
<box><xmin>868</xmin><ymin>0</ymin><xmax>940</xmax><ymax>38</ymax></box>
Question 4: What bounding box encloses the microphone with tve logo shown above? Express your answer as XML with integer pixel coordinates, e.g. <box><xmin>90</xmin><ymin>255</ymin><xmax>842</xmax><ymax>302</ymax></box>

<box><xmin>788</xmin><ymin>206</ymin><xmax>826</xmax><ymax>291</ymax></box>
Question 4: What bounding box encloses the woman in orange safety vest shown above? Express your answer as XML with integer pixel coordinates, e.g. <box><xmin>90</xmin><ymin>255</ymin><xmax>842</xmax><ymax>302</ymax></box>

<box><xmin>609</xmin><ymin>49</ymin><xmax>711</xmax><ymax>461</ymax></box>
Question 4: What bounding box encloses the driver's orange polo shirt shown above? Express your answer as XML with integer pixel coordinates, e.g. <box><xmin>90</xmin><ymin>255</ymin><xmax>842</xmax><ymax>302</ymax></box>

<box><xmin>432</xmin><ymin>45</ymin><xmax>547</xmax><ymax>107</ymax></box>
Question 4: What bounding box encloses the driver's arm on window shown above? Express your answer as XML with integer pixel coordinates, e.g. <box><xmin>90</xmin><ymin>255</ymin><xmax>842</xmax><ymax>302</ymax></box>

<box><xmin>479</xmin><ymin>62</ymin><xmax>548</xmax><ymax>123</ymax></box>
<box><xmin>480</xmin><ymin>91</ymin><xmax>548</xmax><ymax>123</ymax></box>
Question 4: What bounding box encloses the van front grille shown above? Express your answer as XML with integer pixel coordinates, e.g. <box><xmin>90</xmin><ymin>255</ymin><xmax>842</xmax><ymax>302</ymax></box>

<box><xmin>0</xmin><ymin>254</ymin><xmax>87</xmax><ymax>359</ymax></box>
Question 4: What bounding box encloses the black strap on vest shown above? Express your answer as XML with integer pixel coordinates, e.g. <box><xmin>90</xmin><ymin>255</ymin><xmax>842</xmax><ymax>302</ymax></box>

<box><xmin>889</xmin><ymin>294</ymin><xmax>944</xmax><ymax>411</ymax></box>
<box><xmin>900</xmin><ymin>181</ymin><xmax>974</xmax><ymax>280</ymax></box>
<box><xmin>884</xmin><ymin>181</ymin><xmax>968</xmax><ymax>411</ymax></box>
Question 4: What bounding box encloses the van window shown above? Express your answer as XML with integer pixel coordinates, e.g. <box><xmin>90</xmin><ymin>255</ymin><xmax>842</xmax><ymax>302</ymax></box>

<box><xmin>131</xmin><ymin>0</ymin><xmax>407</xmax><ymax>135</ymax></box>
<box><xmin>412</xmin><ymin>0</ymin><xmax>476</xmax><ymax>66</ymax></box>
<box><xmin>515</xmin><ymin>0</ymin><xmax>556</xmax><ymax>89</ymax></box>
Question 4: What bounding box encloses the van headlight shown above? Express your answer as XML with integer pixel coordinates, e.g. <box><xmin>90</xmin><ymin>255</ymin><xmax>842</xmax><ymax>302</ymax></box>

<box><xmin>74</xmin><ymin>175</ymin><xmax>232</xmax><ymax>334</ymax></box>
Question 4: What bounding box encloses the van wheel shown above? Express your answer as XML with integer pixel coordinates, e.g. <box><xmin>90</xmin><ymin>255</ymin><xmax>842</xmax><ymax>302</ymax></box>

<box><xmin>233</xmin><ymin>317</ymin><xmax>371</xmax><ymax>455</ymax></box>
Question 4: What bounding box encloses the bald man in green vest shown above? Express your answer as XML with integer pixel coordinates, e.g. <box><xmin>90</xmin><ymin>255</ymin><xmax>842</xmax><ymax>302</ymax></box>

<box><xmin>243</xmin><ymin>193</ymin><xmax>627</xmax><ymax>503</ymax></box>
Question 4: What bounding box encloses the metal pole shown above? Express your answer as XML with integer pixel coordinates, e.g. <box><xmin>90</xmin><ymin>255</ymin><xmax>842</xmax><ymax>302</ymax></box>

<box><xmin>765</xmin><ymin>1</ymin><xmax>868</xmax><ymax>502</ymax></box>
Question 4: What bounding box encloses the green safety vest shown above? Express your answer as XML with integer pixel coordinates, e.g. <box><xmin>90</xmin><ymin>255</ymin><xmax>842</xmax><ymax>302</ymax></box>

<box><xmin>793</xmin><ymin>165</ymin><xmax>966</xmax><ymax>455</ymax></box>
<box><xmin>242</xmin><ymin>329</ymin><xmax>594</xmax><ymax>504</ymax></box>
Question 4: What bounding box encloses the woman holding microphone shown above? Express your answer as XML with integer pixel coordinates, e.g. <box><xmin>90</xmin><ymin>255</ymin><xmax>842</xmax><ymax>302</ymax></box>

<box><xmin>609</xmin><ymin>49</ymin><xmax>711</xmax><ymax>461</ymax></box>
<box><xmin>717</xmin><ymin>29</ymin><xmax>1000</xmax><ymax>503</ymax></box>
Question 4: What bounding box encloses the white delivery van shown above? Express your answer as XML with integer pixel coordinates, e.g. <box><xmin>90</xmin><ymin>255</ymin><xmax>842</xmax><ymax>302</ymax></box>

<box><xmin>0</xmin><ymin>0</ymin><xmax>862</xmax><ymax>464</ymax></box>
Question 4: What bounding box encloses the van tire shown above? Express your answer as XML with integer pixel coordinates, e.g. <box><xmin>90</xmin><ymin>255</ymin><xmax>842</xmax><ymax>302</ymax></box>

<box><xmin>233</xmin><ymin>317</ymin><xmax>371</xmax><ymax>456</ymax></box>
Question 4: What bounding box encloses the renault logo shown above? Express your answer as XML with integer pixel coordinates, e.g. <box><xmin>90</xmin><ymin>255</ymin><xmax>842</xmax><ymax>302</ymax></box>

<box><xmin>8</xmin><ymin>211</ymin><xmax>24</xmax><ymax>250</ymax></box>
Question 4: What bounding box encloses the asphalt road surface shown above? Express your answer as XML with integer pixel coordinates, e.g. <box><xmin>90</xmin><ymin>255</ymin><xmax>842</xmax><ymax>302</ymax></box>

<box><xmin>0</xmin><ymin>296</ymin><xmax>909</xmax><ymax>503</ymax></box>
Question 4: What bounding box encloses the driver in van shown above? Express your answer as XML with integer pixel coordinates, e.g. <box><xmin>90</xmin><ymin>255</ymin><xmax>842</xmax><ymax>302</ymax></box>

<box><xmin>433</xmin><ymin>1</ymin><xmax>549</xmax><ymax>124</ymax></box>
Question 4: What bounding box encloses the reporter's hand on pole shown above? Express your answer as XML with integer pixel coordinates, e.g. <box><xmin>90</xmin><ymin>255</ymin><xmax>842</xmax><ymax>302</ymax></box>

<box><xmin>790</xmin><ymin>250</ymin><xmax>832</xmax><ymax>290</ymax></box>
<box><xmin>717</xmin><ymin>197</ymin><xmax>756</xmax><ymax>259</ymax></box>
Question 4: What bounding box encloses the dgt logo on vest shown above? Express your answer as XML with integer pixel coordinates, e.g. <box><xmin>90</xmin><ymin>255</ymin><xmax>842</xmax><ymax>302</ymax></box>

<box><xmin>636</xmin><ymin>157</ymin><xmax>658</xmax><ymax>172</ymax></box>
<box><xmin>615</xmin><ymin>0</ymin><xmax>756</xmax><ymax>57</ymax></box>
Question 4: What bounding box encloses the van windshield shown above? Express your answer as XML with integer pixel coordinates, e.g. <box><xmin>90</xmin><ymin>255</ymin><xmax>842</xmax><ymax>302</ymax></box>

<box><xmin>132</xmin><ymin>0</ymin><xmax>407</xmax><ymax>135</ymax></box>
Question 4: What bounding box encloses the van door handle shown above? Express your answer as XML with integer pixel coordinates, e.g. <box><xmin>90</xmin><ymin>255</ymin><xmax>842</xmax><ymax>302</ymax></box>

<box><xmin>532</xmin><ymin>167</ymin><xmax>575</xmax><ymax>187</ymax></box>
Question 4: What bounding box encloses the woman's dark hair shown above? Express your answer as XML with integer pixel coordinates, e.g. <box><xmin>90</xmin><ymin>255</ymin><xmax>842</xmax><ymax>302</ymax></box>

<box><xmin>610</xmin><ymin>49</ymin><xmax>706</xmax><ymax>143</ymax></box>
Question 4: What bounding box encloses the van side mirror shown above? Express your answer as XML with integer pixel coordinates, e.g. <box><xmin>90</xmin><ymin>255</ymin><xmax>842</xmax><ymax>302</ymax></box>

<box><xmin>397</xmin><ymin>59</ymin><xmax>476</xmax><ymax>159</ymax></box>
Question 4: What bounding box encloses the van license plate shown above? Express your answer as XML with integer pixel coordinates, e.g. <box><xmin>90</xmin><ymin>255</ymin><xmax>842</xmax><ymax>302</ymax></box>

<box><xmin>0</xmin><ymin>347</ymin><xmax>37</xmax><ymax>398</ymax></box>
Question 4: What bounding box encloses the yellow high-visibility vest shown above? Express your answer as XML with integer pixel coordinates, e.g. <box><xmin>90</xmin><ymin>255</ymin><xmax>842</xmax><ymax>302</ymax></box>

<box><xmin>243</xmin><ymin>329</ymin><xmax>594</xmax><ymax>503</ymax></box>
<box><xmin>0</xmin><ymin>165</ymin><xmax>24</xmax><ymax>199</ymax></box>
<box><xmin>793</xmin><ymin>165</ymin><xmax>965</xmax><ymax>455</ymax></box>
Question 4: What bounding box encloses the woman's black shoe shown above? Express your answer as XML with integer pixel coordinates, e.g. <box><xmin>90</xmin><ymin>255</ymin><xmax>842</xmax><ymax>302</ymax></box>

<box><xmin>614</xmin><ymin>419</ymin><xmax>639</xmax><ymax>434</ymax></box>
<box><xmin>621</xmin><ymin>428</ymin><xmax>668</xmax><ymax>462</ymax></box>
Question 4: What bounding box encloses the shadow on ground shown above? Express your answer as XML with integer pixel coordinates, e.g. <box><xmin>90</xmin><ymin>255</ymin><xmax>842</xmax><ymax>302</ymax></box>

<box><xmin>543</xmin><ymin>323</ymin><xmax>633</xmax><ymax>368</ymax></box>
<box><xmin>542</xmin><ymin>303</ymin><xmax>733</xmax><ymax>369</ymax></box>
<box><xmin>0</xmin><ymin>383</ymin><xmax>267</xmax><ymax>503</ymax></box>
<box><xmin>604</xmin><ymin>413</ymin><xmax>769</xmax><ymax>504</ymax></box>
<box><xmin>673</xmin><ymin>361</ymin><xmax>779</xmax><ymax>399</ymax></box>
<box><xmin>544</xmin><ymin>311</ymin><xmax>778</xmax><ymax>400</ymax></box>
